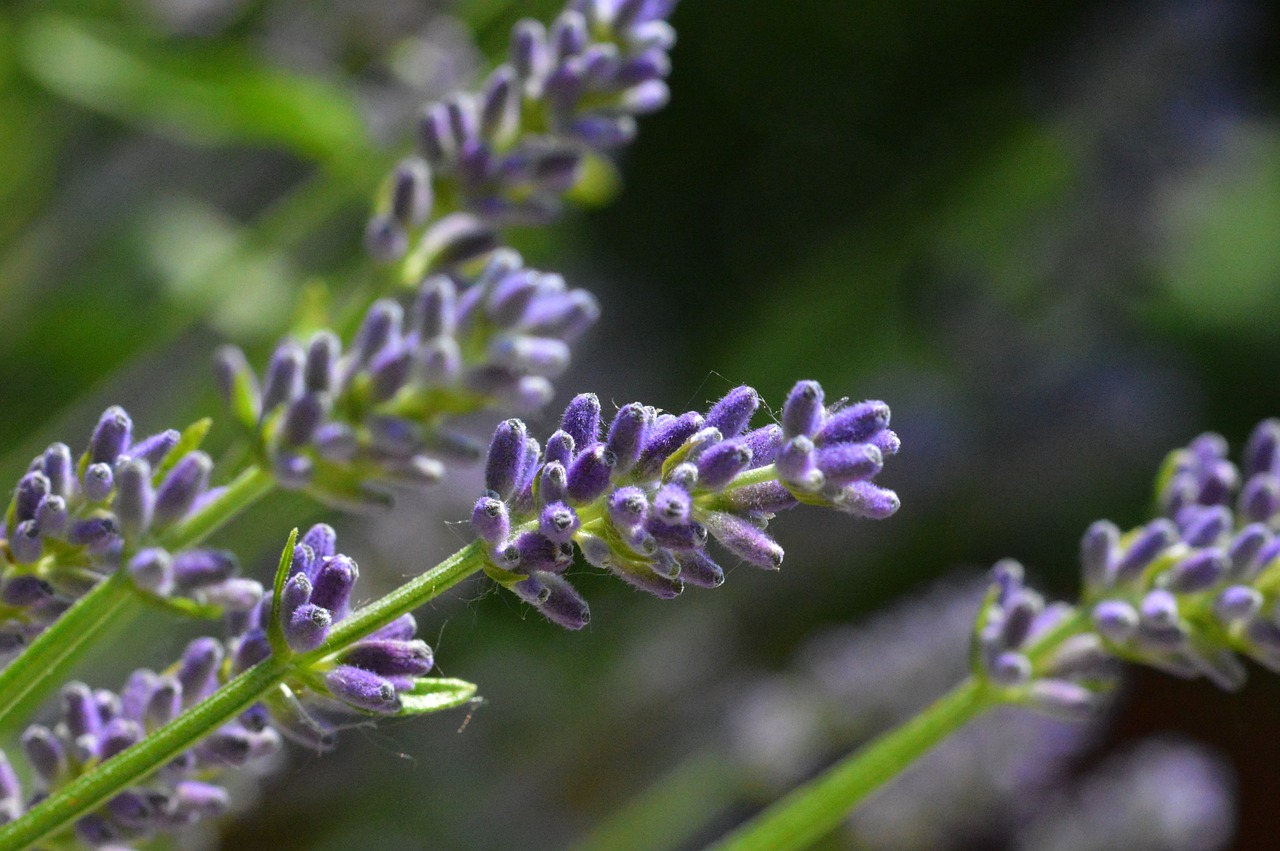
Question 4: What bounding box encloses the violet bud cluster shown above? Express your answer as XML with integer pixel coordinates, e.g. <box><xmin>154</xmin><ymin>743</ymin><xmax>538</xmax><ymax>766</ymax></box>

<box><xmin>0</xmin><ymin>640</ymin><xmax>271</xmax><ymax>844</ymax></box>
<box><xmin>1076</xmin><ymin>420</ymin><xmax>1280</xmax><ymax>690</ymax></box>
<box><xmin>215</xmin><ymin>249</ymin><xmax>598</xmax><ymax>509</ymax></box>
<box><xmin>972</xmin><ymin>560</ymin><xmax>1117</xmax><ymax>718</ymax></box>
<box><xmin>227</xmin><ymin>524</ymin><xmax>439</xmax><ymax>727</ymax></box>
<box><xmin>0</xmin><ymin>408</ymin><xmax>261</xmax><ymax>655</ymax></box>
<box><xmin>470</xmin><ymin>381</ymin><xmax>900</xmax><ymax>629</ymax></box>
<box><xmin>365</xmin><ymin>0</ymin><xmax>680</xmax><ymax>261</ymax></box>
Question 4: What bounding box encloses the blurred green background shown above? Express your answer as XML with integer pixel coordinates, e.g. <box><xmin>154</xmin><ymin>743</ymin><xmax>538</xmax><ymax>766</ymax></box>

<box><xmin>2</xmin><ymin>0</ymin><xmax>1279</xmax><ymax>848</ymax></box>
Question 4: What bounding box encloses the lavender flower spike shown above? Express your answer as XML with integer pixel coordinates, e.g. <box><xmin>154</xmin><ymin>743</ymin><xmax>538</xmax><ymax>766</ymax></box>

<box><xmin>471</xmin><ymin>382</ymin><xmax>900</xmax><ymax>628</ymax></box>
<box><xmin>0</xmin><ymin>410</ymin><xmax>258</xmax><ymax>656</ymax></box>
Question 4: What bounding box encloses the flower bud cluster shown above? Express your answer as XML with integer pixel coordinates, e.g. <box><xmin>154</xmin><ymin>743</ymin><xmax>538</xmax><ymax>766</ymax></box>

<box><xmin>226</xmin><ymin>524</ymin><xmax>437</xmax><ymax>724</ymax></box>
<box><xmin>0</xmin><ymin>524</ymin><xmax>451</xmax><ymax>845</ymax></box>
<box><xmin>1075</xmin><ymin>419</ymin><xmax>1280</xmax><ymax>690</ymax></box>
<box><xmin>365</xmin><ymin>0</ymin><xmax>679</xmax><ymax>261</ymax></box>
<box><xmin>0</xmin><ymin>407</ymin><xmax>261</xmax><ymax>654</ymax></box>
<box><xmin>972</xmin><ymin>560</ymin><xmax>1117</xmax><ymax>718</ymax></box>
<box><xmin>470</xmin><ymin>381</ymin><xmax>900</xmax><ymax>629</ymax></box>
<box><xmin>0</xmin><ymin>638</ymin><xmax>269</xmax><ymax>844</ymax></box>
<box><xmin>215</xmin><ymin>250</ymin><xmax>598</xmax><ymax>509</ymax></box>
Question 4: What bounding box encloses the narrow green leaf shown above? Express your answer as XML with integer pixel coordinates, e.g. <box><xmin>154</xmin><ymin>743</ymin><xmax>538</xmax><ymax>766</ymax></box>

<box><xmin>267</xmin><ymin>528</ymin><xmax>299</xmax><ymax>657</ymax></box>
<box><xmin>396</xmin><ymin>677</ymin><xmax>478</xmax><ymax>716</ymax></box>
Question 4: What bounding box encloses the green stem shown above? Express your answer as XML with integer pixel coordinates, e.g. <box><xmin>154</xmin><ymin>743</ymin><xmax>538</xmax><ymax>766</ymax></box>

<box><xmin>0</xmin><ymin>573</ymin><xmax>134</xmax><ymax>732</ymax></box>
<box><xmin>0</xmin><ymin>540</ymin><xmax>489</xmax><ymax>850</ymax></box>
<box><xmin>0</xmin><ymin>465</ymin><xmax>277</xmax><ymax>734</ymax></box>
<box><xmin>708</xmin><ymin>677</ymin><xmax>996</xmax><ymax>851</ymax></box>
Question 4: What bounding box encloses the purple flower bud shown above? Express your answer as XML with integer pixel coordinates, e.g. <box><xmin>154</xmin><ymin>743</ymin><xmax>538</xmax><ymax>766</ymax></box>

<box><xmin>1168</xmin><ymin>550</ymin><xmax>1226</xmax><ymax>593</ymax></box>
<box><xmin>645</xmin><ymin>518</ymin><xmax>707</xmax><ymax>551</ymax></box>
<box><xmin>445</xmin><ymin>97</ymin><xmax>477</xmax><ymax>149</ymax></box>
<box><xmin>113</xmin><ymin>457</ymin><xmax>154</xmax><ymax>539</ymax></box>
<box><xmin>172</xmin><ymin>550</ymin><xmax>237</xmax><ymax>590</ymax></box>
<box><xmin>21</xmin><ymin>725</ymin><xmax>64</xmax><ymax>784</ymax></box>
<box><xmin>539</xmin><ymin>502</ymin><xmax>581</xmax><ymax>543</ymax></box>
<box><xmin>612</xmin><ymin>559</ymin><xmax>683</xmax><ymax>598</ymax></box>
<box><xmin>32</xmin><ymin>494</ymin><xmax>66</xmax><ymax>538</ymax></box>
<box><xmin>1080</xmin><ymin>520</ymin><xmax>1119</xmax><ymax>590</ymax></box>
<box><xmin>620</xmin><ymin>79</ymin><xmax>670</xmax><ymax>114</ymax></box>
<box><xmin>533</xmin><ymin>572</ymin><xmax>590</xmax><ymax>629</ymax></box>
<box><xmin>830</xmin><ymin>481</ymin><xmax>900</xmax><ymax>519</ymax></box>
<box><xmin>551</xmin><ymin>10</ymin><xmax>588</xmax><ymax>60</ymax></box>
<box><xmin>815</xmin><ymin>400</ymin><xmax>890</xmax><ymax>447</ymax></box>
<box><xmin>421</xmin><ymin>213</ymin><xmax>499</xmax><ymax>268</ymax></box>
<box><xmin>416</xmin><ymin>336</ymin><xmax>461</xmax><ymax>386</ymax></box>
<box><xmin>1214</xmin><ymin>585</ymin><xmax>1262</xmax><ymax>623</ymax></box>
<box><xmin>313</xmin><ymin>422</ymin><xmax>358</xmax><ymax>462</ymax></box>
<box><xmin>369</xmin><ymin>346</ymin><xmax>414</xmax><ymax>403</ymax></box>
<box><xmin>8</xmin><ymin>520</ymin><xmax>42</xmax><ymax>564</ymax></box>
<box><xmin>511</xmin><ymin>19</ymin><xmax>549</xmax><ymax>80</ymax></box>
<box><xmin>261</xmin><ymin>342</ymin><xmax>305</xmax><ymax>413</ymax></box>
<box><xmin>1025</xmin><ymin>679</ymin><xmax>1099</xmax><ymax>719</ymax></box>
<box><xmin>1239</xmin><ymin>474</ymin><xmax>1280</xmax><ymax>524</ymax></box>
<box><xmin>417</xmin><ymin>102</ymin><xmax>452</xmax><ymax>165</ymax></box>
<box><xmin>310</xmin><ymin>555</ymin><xmax>358</xmax><ymax>619</ymax></box>
<box><xmin>480</xmin><ymin>65</ymin><xmax>519</xmax><ymax>142</ymax></box>
<box><xmin>606</xmin><ymin>403</ymin><xmax>649</xmax><ymax>474</ymax></box>
<box><xmin>175</xmin><ymin>638</ymin><xmax>223</xmax><ymax>704</ymax></box>
<box><xmin>341</xmin><ymin>639</ymin><xmax>434</xmax><ymax>677</ymax></box>
<box><xmin>617</xmin><ymin>47</ymin><xmax>671</xmax><ymax>86</ymax></box>
<box><xmin>1140</xmin><ymin>589</ymin><xmax>1180</xmax><ymax>628</ymax></box>
<box><xmin>174</xmin><ymin>780</ymin><xmax>230</xmax><ymax>818</ymax></box>
<box><xmin>704</xmin><ymin>512</ymin><xmax>784</xmax><ymax>569</ymax></box>
<box><xmin>514</xmin><ymin>531</ymin><xmax>574</xmax><ymax>573</ymax></box>
<box><xmin>0</xmin><ymin>751</ymin><xmax>20</xmax><ymax>822</ymax></box>
<box><xmin>869</xmin><ymin>429</ymin><xmax>901</xmax><ymax>457</ymax></box>
<box><xmin>371</xmin><ymin>614</ymin><xmax>418</xmax><ymax>642</ymax></box>
<box><xmin>98</xmin><ymin>717</ymin><xmax>142</xmax><ymax>760</ymax></box>
<box><xmin>1093</xmin><ymin>599</ymin><xmax>1140</xmax><ymax>642</ymax></box>
<box><xmin>129</xmin><ymin>548</ymin><xmax>173</xmax><ymax>595</ymax></box>
<box><xmin>741</xmin><ymin>424</ymin><xmax>784</xmax><ymax>467</ymax></box>
<box><xmin>471</xmin><ymin>497</ymin><xmax>511</xmax><ymax>545</ymax></box>
<box><xmin>775</xmin><ymin>436</ymin><xmax>821</xmax><ymax>491</ymax></box>
<box><xmin>1244</xmin><ymin>419</ymin><xmax>1280</xmax><ymax>477</ymax></box>
<box><xmin>233</xmin><ymin>629</ymin><xmax>272</xmax><ymax>672</ymax></box>
<box><xmin>365</xmin><ymin>214</ymin><xmax>408</xmax><ymax>263</ymax></box>
<box><xmin>14</xmin><ymin>473</ymin><xmax>49</xmax><ymax>525</ymax></box>
<box><xmin>63</xmin><ymin>682</ymin><xmax>101</xmax><ymax>739</ymax></box>
<box><xmin>324</xmin><ymin>665</ymin><xmax>401</xmax><ymax>714</ymax></box>
<box><xmin>1113</xmin><ymin>519</ymin><xmax>1178</xmax><ymax>585</ymax></box>
<box><xmin>783</xmin><ymin>378</ymin><xmax>824</xmax><ymax>437</ymax></box>
<box><xmin>89</xmin><ymin>406</ymin><xmax>132</xmax><ymax>465</ymax></box>
<box><xmin>676</xmin><ymin>550</ymin><xmax>724</xmax><ymax>589</ymax></box>
<box><xmin>352</xmin><ymin>300</ymin><xmax>403</xmax><ymax>368</ymax></box>
<box><xmin>280</xmin><ymin>571</ymin><xmax>312</xmax><ymax>617</ymax></box>
<box><xmin>510</xmin><ymin>573</ymin><xmax>550</xmax><ymax>605</ymax></box>
<box><xmin>203</xmin><ymin>579</ymin><xmax>264</xmax><ymax>614</ymax></box>
<box><xmin>280</xmin><ymin>393</ymin><xmax>327</xmax><ymax>448</ymax></box>
<box><xmin>411</xmin><ymin>277</ymin><xmax>457</xmax><ymax>341</ymax></box>
<box><xmin>1226</xmin><ymin>524</ymin><xmax>1270</xmax><ymax>582</ymax></box>
<box><xmin>635</xmin><ymin>411</ymin><xmax>703</xmax><ymax>478</ymax></box>
<box><xmin>201</xmin><ymin>725</ymin><xmax>279</xmax><ymax>765</ymax></box>
<box><xmin>1</xmin><ymin>575</ymin><xmax>52</xmax><ymax>607</ymax></box>
<box><xmin>74</xmin><ymin>814</ymin><xmax>116</xmax><ymax>846</ymax></box>
<box><xmin>525</xmin><ymin>288</ymin><xmax>599</xmax><ymax>339</ymax></box>
<box><xmin>705</xmin><ymin>386</ymin><xmax>759</xmax><ymax>439</ymax></box>
<box><xmin>143</xmin><ymin>677</ymin><xmax>182</xmax><ymax>728</ymax></box>
<box><xmin>987</xmin><ymin>651</ymin><xmax>1032</xmax><ymax>687</ymax></box>
<box><xmin>816</xmin><ymin>443</ymin><xmax>883</xmax><ymax>488</ymax></box>
<box><xmin>1181</xmin><ymin>505</ymin><xmax>1231</xmax><ymax>547</ymax></box>
<box><xmin>566</xmin><ymin>444</ymin><xmax>616</xmax><ymax>503</ymax></box>
<box><xmin>155</xmin><ymin>450</ymin><xmax>215</xmax><ymax>524</ymax></box>
<box><xmin>302</xmin><ymin>524</ymin><xmax>337</xmax><ymax>561</ymax></box>
<box><xmin>489</xmin><ymin>334</ymin><xmax>571</xmax><ymax>378</ymax></box>
<box><xmin>285</xmin><ymin>603</ymin><xmax>332</xmax><ymax>653</ymax></box>
<box><xmin>485</xmin><ymin>419</ymin><xmax>528</xmax><ymax>501</ymax></box>
<box><xmin>82</xmin><ymin>462</ymin><xmax>113</xmax><ymax>502</ymax></box>
<box><xmin>390</xmin><ymin>157</ymin><xmax>433</xmax><ymax>226</ymax></box>
<box><xmin>651</xmin><ymin>483</ymin><xmax>691</xmax><ymax>526</ymax></box>
<box><xmin>539</xmin><ymin>460</ymin><xmax>569</xmax><ymax>506</ymax></box>
<box><xmin>42</xmin><ymin>443</ymin><xmax>72</xmax><ymax>498</ymax></box>
<box><xmin>67</xmin><ymin>516</ymin><xmax>116</xmax><ymax>548</ymax></box>
<box><xmin>608</xmin><ymin>486</ymin><xmax>649</xmax><ymax>529</ymax></box>
<box><xmin>999</xmin><ymin>591</ymin><xmax>1042</xmax><ymax>650</ymax></box>
<box><xmin>106</xmin><ymin>790</ymin><xmax>154</xmax><ymax>829</ymax></box>
<box><xmin>561</xmin><ymin>393</ymin><xmax>602</xmax><ymax>449</ymax></box>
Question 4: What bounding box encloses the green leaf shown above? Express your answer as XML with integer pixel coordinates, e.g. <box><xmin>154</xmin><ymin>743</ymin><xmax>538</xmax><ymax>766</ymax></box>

<box><xmin>267</xmin><ymin>528</ymin><xmax>299</xmax><ymax>657</ymax></box>
<box><xmin>395</xmin><ymin>677</ymin><xmax>478</xmax><ymax>716</ymax></box>
<box><xmin>155</xmin><ymin>418</ymin><xmax>212</xmax><ymax>481</ymax></box>
<box><xmin>19</xmin><ymin>15</ymin><xmax>373</xmax><ymax>167</ymax></box>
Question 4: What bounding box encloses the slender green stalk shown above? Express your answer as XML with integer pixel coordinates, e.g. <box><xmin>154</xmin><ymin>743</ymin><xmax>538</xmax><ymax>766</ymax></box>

<box><xmin>708</xmin><ymin>677</ymin><xmax>995</xmax><ymax>851</ymax></box>
<box><xmin>0</xmin><ymin>541</ymin><xmax>489</xmax><ymax>850</ymax></box>
<box><xmin>0</xmin><ymin>573</ymin><xmax>134</xmax><ymax>732</ymax></box>
<box><xmin>0</xmin><ymin>465</ymin><xmax>277</xmax><ymax>734</ymax></box>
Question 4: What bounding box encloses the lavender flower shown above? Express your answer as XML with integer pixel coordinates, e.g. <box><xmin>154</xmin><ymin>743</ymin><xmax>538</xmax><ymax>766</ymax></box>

<box><xmin>0</xmin><ymin>409</ymin><xmax>260</xmax><ymax>655</ymax></box>
<box><xmin>215</xmin><ymin>249</ymin><xmax>598</xmax><ymax>509</ymax></box>
<box><xmin>471</xmin><ymin>381</ymin><xmax>900</xmax><ymax>628</ymax></box>
<box><xmin>0</xmin><ymin>524</ymin><xmax>468</xmax><ymax>845</ymax></box>
<box><xmin>367</xmin><ymin>0</ymin><xmax>680</xmax><ymax>263</ymax></box>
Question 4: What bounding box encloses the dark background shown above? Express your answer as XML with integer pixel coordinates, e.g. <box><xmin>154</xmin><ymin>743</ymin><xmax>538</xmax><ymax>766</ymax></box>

<box><xmin>1</xmin><ymin>0</ymin><xmax>1278</xmax><ymax>847</ymax></box>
